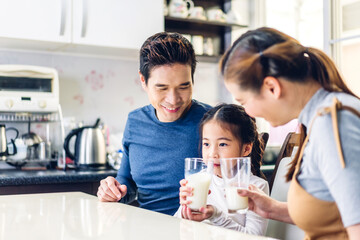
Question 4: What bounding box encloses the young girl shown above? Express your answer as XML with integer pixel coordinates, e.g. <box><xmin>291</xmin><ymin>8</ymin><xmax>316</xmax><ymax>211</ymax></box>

<box><xmin>174</xmin><ymin>103</ymin><xmax>269</xmax><ymax>236</ymax></box>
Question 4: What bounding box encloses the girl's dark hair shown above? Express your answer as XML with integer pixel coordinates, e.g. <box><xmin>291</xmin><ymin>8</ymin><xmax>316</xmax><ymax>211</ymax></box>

<box><xmin>200</xmin><ymin>103</ymin><xmax>266</xmax><ymax>180</ymax></box>
<box><xmin>139</xmin><ymin>32</ymin><xmax>196</xmax><ymax>85</ymax></box>
<box><xmin>219</xmin><ymin>27</ymin><xmax>358</xmax><ymax>181</ymax></box>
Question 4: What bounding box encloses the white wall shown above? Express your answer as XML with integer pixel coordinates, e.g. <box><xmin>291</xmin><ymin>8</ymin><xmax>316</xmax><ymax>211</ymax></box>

<box><xmin>0</xmin><ymin>50</ymin><xmax>221</xmax><ymax>136</ymax></box>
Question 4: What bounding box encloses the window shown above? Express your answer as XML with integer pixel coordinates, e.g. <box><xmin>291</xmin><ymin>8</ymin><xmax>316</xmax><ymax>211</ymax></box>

<box><xmin>327</xmin><ymin>0</ymin><xmax>360</xmax><ymax>96</ymax></box>
<box><xmin>262</xmin><ymin>0</ymin><xmax>324</xmax><ymax>146</ymax></box>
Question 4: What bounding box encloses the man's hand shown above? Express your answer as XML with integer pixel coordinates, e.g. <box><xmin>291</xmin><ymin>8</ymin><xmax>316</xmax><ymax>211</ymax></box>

<box><xmin>97</xmin><ymin>176</ymin><xmax>127</xmax><ymax>202</ymax></box>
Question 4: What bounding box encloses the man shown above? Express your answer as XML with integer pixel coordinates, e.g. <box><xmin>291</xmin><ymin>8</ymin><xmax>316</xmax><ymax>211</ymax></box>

<box><xmin>97</xmin><ymin>32</ymin><xmax>211</xmax><ymax>215</ymax></box>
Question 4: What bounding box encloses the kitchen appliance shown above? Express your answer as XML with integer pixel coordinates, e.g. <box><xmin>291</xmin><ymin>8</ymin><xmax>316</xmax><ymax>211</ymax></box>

<box><xmin>19</xmin><ymin>119</ymin><xmax>51</xmax><ymax>161</ymax></box>
<box><xmin>0</xmin><ymin>124</ymin><xmax>18</xmax><ymax>160</ymax></box>
<box><xmin>0</xmin><ymin>64</ymin><xmax>65</xmax><ymax>169</ymax></box>
<box><xmin>63</xmin><ymin>118</ymin><xmax>107</xmax><ymax>170</ymax></box>
<box><xmin>1</xmin><ymin>112</ymin><xmax>65</xmax><ymax>169</ymax></box>
<box><xmin>0</xmin><ymin>65</ymin><xmax>59</xmax><ymax>112</ymax></box>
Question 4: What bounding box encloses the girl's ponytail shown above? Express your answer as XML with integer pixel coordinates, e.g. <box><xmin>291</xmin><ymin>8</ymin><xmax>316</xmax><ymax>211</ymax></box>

<box><xmin>250</xmin><ymin>130</ymin><xmax>267</xmax><ymax>180</ymax></box>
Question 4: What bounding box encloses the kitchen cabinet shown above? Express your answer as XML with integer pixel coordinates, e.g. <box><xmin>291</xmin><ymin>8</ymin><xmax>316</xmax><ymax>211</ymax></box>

<box><xmin>0</xmin><ymin>0</ymin><xmax>164</xmax><ymax>53</ymax></box>
<box><xmin>72</xmin><ymin>0</ymin><xmax>164</xmax><ymax>49</ymax></box>
<box><xmin>0</xmin><ymin>169</ymin><xmax>117</xmax><ymax>196</ymax></box>
<box><xmin>165</xmin><ymin>0</ymin><xmax>248</xmax><ymax>61</ymax></box>
<box><xmin>0</xmin><ymin>0</ymin><xmax>71</xmax><ymax>43</ymax></box>
<box><xmin>0</xmin><ymin>181</ymin><xmax>101</xmax><ymax>196</ymax></box>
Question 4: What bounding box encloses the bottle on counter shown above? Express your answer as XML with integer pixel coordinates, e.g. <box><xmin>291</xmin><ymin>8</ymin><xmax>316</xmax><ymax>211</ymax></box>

<box><xmin>107</xmin><ymin>146</ymin><xmax>122</xmax><ymax>170</ymax></box>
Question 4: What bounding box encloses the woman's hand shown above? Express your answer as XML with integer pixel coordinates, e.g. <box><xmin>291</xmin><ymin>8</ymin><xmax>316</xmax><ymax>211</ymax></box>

<box><xmin>238</xmin><ymin>184</ymin><xmax>293</xmax><ymax>223</ymax></box>
<box><xmin>181</xmin><ymin>205</ymin><xmax>214</xmax><ymax>221</ymax></box>
<box><xmin>237</xmin><ymin>184</ymin><xmax>273</xmax><ymax>219</ymax></box>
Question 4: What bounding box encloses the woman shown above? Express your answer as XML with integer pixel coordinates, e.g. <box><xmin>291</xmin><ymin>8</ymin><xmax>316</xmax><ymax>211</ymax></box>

<box><xmin>220</xmin><ymin>27</ymin><xmax>360</xmax><ymax>239</ymax></box>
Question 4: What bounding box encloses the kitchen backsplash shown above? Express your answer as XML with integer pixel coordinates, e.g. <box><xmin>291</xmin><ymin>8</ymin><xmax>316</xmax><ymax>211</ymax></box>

<box><xmin>0</xmin><ymin>50</ymin><xmax>223</xmax><ymax>133</ymax></box>
<box><xmin>0</xmin><ymin>49</ymin><xmax>296</xmax><ymax>147</ymax></box>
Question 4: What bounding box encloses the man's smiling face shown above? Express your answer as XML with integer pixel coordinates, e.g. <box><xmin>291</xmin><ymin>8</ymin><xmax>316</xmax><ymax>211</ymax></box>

<box><xmin>141</xmin><ymin>63</ymin><xmax>193</xmax><ymax>122</ymax></box>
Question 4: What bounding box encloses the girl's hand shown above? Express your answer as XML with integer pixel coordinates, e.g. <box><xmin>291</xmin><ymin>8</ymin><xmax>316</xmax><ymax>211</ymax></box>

<box><xmin>181</xmin><ymin>205</ymin><xmax>214</xmax><ymax>221</ymax></box>
<box><xmin>179</xmin><ymin>179</ymin><xmax>212</xmax><ymax>205</ymax></box>
<box><xmin>179</xmin><ymin>179</ymin><xmax>193</xmax><ymax>205</ymax></box>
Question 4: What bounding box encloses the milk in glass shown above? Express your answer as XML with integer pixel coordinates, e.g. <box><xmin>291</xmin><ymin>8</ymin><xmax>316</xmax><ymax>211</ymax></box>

<box><xmin>225</xmin><ymin>187</ymin><xmax>248</xmax><ymax>213</ymax></box>
<box><xmin>186</xmin><ymin>172</ymin><xmax>212</xmax><ymax>210</ymax></box>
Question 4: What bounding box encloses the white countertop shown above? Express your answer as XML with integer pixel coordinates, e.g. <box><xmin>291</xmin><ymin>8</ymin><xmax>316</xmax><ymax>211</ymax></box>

<box><xmin>0</xmin><ymin>192</ymin><xmax>276</xmax><ymax>240</ymax></box>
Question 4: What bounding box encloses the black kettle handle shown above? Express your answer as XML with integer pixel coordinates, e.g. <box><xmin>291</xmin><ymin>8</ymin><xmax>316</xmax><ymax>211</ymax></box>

<box><xmin>5</xmin><ymin>127</ymin><xmax>19</xmax><ymax>144</ymax></box>
<box><xmin>63</xmin><ymin>128</ymin><xmax>83</xmax><ymax>161</ymax></box>
<box><xmin>94</xmin><ymin>118</ymin><xmax>101</xmax><ymax>128</ymax></box>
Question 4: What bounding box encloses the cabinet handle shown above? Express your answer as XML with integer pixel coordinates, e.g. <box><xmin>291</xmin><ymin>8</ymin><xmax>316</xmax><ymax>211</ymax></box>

<box><xmin>59</xmin><ymin>0</ymin><xmax>67</xmax><ymax>36</ymax></box>
<box><xmin>81</xmin><ymin>0</ymin><xmax>88</xmax><ymax>38</ymax></box>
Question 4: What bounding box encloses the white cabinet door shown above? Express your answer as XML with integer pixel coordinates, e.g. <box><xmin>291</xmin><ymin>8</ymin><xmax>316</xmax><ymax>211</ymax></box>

<box><xmin>0</xmin><ymin>0</ymin><xmax>71</xmax><ymax>43</ymax></box>
<box><xmin>72</xmin><ymin>0</ymin><xmax>164</xmax><ymax>49</ymax></box>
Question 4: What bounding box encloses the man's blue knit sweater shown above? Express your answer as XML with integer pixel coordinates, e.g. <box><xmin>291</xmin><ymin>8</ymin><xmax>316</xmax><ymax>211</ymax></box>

<box><xmin>116</xmin><ymin>100</ymin><xmax>211</xmax><ymax>215</ymax></box>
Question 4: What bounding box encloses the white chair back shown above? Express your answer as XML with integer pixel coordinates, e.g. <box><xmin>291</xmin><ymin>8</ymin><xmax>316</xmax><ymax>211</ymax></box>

<box><xmin>266</xmin><ymin>148</ymin><xmax>304</xmax><ymax>240</ymax></box>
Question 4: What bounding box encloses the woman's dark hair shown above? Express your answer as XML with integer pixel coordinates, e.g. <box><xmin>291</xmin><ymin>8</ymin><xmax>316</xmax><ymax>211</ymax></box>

<box><xmin>139</xmin><ymin>32</ymin><xmax>196</xmax><ymax>85</ymax></box>
<box><xmin>199</xmin><ymin>103</ymin><xmax>266</xmax><ymax>180</ymax></box>
<box><xmin>219</xmin><ymin>27</ymin><xmax>358</xmax><ymax>181</ymax></box>
<box><xmin>220</xmin><ymin>27</ymin><xmax>356</xmax><ymax>95</ymax></box>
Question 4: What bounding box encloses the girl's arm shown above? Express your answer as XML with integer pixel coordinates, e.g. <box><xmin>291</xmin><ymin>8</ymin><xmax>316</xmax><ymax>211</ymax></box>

<box><xmin>208</xmin><ymin>205</ymin><xmax>267</xmax><ymax>235</ymax></box>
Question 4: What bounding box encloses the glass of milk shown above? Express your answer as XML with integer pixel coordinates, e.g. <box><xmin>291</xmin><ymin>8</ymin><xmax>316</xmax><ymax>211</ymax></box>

<box><xmin>220</xmin><ymin>157</ymin><xmax>251</xmax><ymax>214</ymax></box>
<box><xmin>184</xmin><ymin>158</ymin><xmax>213</xmax><ymax>211</ymax></box>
